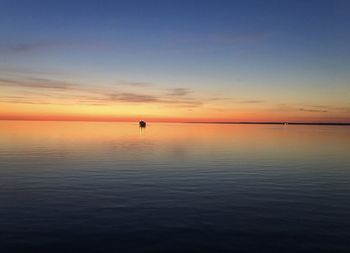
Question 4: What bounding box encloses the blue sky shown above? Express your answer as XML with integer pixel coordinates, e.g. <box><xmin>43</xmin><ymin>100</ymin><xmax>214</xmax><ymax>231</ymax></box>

<box><xmin>0</xmin><ymin>0</ymin><xmax>349</xmax><ymax>122</ymax></box>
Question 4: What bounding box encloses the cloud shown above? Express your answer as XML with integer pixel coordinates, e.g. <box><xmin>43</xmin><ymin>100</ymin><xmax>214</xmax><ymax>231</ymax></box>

<box><xmin>0</xmin><ymin>77</ymin><xmax>76</xmax><ymax>90</ymax></box>
<box><xmin>334</xmin><ymin>107</ymin><xmax>350</xmax><ymax>113</ymax></box>
<box><xmin>8</xmin><ymin>42</ymin><xmax>54</xmax><ymax>53</ymax></box>
<box><xmin>116</xmin><ymin>80</ymin><xmax>152</xmax><ymax>87</ymax></box>
<box><xmin>4</xmin><ymin>40</ymin><xmax>110</xmax><ymax>54</ymax></box>
<box><xmin>301</xmin><ymin>104</ymin><xmax>350</xmax><ymax>114</ymax></box>
<box><xmin>237</xmin><ymin>100</ymin><xmax>265</xmax><ymax>104</ymax></box>
<box><xmin>301</xmin><ymin>104</ymin><xmax>328</xmax><ymax>109</ymax></box>
<box><xmin>166</xmin><ymin>31</ymin><xmax>268</xmax><ymax>52</ymax></box>
<box><xmin>109</xmin><ymin>93</ymin><xmax>159</xmax><ymax>103</ymax></box>
<box><xmin>166</xmin><ymin>98</ymin><xmax>203</xmax><ymax>107</ymax></box>
<box><xmin>208</xmin><ymin>97</ymin><xmax>233</xmax><ymax>101</ymax></box>
<box><xmin>299</xmin><ymin>108</ymin><xmax>328</xmax><ymax>113</ymax></box>
<box><xmin>0</xmin><ymin>66</ymin><xmax>68</xmax><ymax>76</ymax></box>
<box><xmin>107</xmin><ymin>92</ymin><xmax>202</xmax><ymax>107</ymax></box>
<box><xmin>0</xmin><ymin>99</ymin><xmax>52</xmax><ymax>105</ymax></box>
<box><xmin>210</xmin><ymin>32</ymin><xmax>268</xmax><ymax>45</ymax></box>
<box><xmin>166</xmin><ymin>88</ymin><xmax>192</xmax><ymax>96</ymax></box>
<box><xmin>0</xmin><ymin>76</ymin><xmax>212</xmax><ymax>108</ymax></box>
<box><xmin>269</xmin><ymin>104</ymin><xmax>350</xmax><ymax>114</ymax></box>
<box><xmin>0</xmin><ymin>78</ymin><xmax>19</xmax><ymax>85</ymax></box>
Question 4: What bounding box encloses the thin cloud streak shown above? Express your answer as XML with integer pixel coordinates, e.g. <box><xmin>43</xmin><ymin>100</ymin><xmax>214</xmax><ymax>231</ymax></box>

<box><xmin>4</xmin><ymin>40</ymin><xmax>110</xmax><ymax>53</ymax></box>
<box><xmin>270</xmin><ymin>104</ymin><xmax>350</xmax><ymax>114</ymax></box>
<box><xmin>299</xmin><ymin>108</ymin><xmax>328</xmax><ymax>113</ymax></box>
<box><xmin>0</xmin><ymin>76</ymin><xmax>205</xmax><ymax>107</ymax></box>
<box><xmin>109</xmin><ymin>93</ymin><xmax>159</xmax><ymax>103</ymax></box>
<box><xmin>237</xmin><ymin>100</ymin><xmax>265</xmax><ymax>104</ymax></box>
<box><xmin>166</xmin><ymin>88</ymin><xmax>192</xmax><ymax>96</ymax></box>
<box><xmin>116</xmin><ymin>80</ymin><xmax>152</xmax><ymax>87</ymax></box>
<box><xmin>0</xmin><ymin>77</ymin><xmax>77</xmax><ymax>90</ymax></box>
<box><xmin>107</xmin><ymin>92</ymin><xmax>202</xmax><ymax>107</ymax></box>
<box><xmin>166</xmin><ymin>31</ymin><xmax>268</xmax><ymax>51</ymax></box>
<box><xmin>8</xmin><ymin>42</ymin><xmax>56</xmax><ymax>53</ymax></box>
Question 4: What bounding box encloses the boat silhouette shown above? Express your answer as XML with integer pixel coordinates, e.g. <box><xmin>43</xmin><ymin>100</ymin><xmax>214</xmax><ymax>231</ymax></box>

<box><xmin>139</xmin><ymin>120</ymin><xmax>146</xmax><ymax>128</ymax></box>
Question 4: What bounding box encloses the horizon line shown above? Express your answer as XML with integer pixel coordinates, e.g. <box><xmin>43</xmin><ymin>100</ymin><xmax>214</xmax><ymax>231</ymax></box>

<box><xmin>0</xmin><ymin>118</ymin><xmax>349</xmax><ymax>126</ymax></box>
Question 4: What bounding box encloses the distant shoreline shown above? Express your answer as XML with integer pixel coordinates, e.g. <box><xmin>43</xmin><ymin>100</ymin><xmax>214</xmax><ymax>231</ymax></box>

<box><xmin>0</xmin><ymin>119</ymin><xmax>349</xmax><ymax>126</ymax></box>
<box><xmin>186</xmin><ymin>122</ymin><xmax>350</xmax><ymax>126</ymax></box>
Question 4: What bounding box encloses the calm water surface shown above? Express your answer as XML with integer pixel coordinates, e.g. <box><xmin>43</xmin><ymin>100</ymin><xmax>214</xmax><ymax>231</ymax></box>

<box><xmin>0</xmin><ymin>121</ymin><xmax>349</xmax><ymax>252</ymax></box>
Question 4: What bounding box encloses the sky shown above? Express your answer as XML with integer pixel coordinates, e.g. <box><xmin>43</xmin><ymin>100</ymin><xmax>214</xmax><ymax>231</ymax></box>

<box><xmin>0</xmin><ymin>0</ymin><xmax>349</xmax><ymax>122</ymax></box>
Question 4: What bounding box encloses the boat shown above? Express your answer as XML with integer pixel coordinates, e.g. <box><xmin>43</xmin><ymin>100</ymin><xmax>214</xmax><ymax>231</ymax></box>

<box><xmin>139</xmin><ymin>120</ymin><xmax>146</xmax><ymax>127</ymax></box>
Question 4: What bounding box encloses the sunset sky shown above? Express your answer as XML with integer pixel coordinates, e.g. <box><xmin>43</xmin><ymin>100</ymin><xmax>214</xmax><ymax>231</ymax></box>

<box><xmin>0</xmin><ymin>0</ymin><xmax>349</xmax><ymax>122</ymax></box>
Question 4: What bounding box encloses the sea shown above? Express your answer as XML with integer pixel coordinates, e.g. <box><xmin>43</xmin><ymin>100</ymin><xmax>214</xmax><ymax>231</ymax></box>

<box><xmin>0</xmin><ymin>121</ymin><xmax>349</xmax><ymax>252</ymax></box>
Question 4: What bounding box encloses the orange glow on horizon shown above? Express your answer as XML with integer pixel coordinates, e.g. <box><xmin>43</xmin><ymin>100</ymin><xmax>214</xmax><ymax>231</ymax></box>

<box><xmin>1</xmin><ymin>112</ymin><xmax>349</xmax><ymax>123</ymax></box>
<box><xmin>1</xmin><ymin>98</ymin><xmax>349</xmax><ymax>123</ymax></box>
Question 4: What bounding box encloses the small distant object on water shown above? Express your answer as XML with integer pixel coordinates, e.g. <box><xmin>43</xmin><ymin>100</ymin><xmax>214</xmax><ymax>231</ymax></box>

<box><xmin>139</xmin><ymin>120</ymin><xmax>146</xmax><ymax>128</ymax></box>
